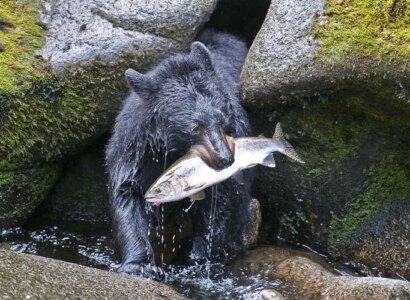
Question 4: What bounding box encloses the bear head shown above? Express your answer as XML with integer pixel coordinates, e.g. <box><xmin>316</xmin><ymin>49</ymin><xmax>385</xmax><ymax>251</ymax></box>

<box><xmin>125</xmin><ymin>42</ymin><xmax>238</xmax><ymax>170</ymax></box>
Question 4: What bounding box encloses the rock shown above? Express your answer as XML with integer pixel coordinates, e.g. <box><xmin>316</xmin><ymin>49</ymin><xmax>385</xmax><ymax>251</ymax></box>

<box><xmin>40</xmin><ymin>138</ymin><xmax>110</xmax><ymax>226</ymax></box>
<box><xmin>38</xmin><ymin>0</ymin><xmax>217</xmax><ymax>69</ymax></box>
<box><xmin>250</xmin><ymin>91</ymin><xmax>410</xmax><ymax>279</ymax></box>
<box><xmin>0</xmin><ymin>0</ymin><xmax>216</xmax><ymax>226</ymax></box>
<box><xmin>244</xmin><ymin>1</ymin><xmax>410</xmax><ymax>273</ymax></box>
<box><xmin>335</xmin><ymin>201</ymin><xmax>410</xmax><ymax>279</ymax></box>
<box><xmin>251</xmin><ymin>289</ymin><xmax>285</xmax><ymax>300</ymax></box>
<box><xmin>276</xmin><ymin>257</ymin><xmax>410</xmax><ymax>300</ymax></box>
<box><xmin>0</xmin><ymin>164</ymin><xmax>61</xmax><ymax>227</ymax></box>
<box><xmin>241</xmin><ymin>0</ymin><xmax>410</xmax><ymax>108</ymax></box>
<box><xmin>0</xmin><ymin>249</ymin><xmax>186</xmax><ymax>299</ymax></box>
<box><xmin>242</xmin><ymin>198</ymin><xmax>262</xmax><ymax>246</ymax></box>
<box><xmin>230</xmin><ymin>246</ymin><xmax>410</xmax><ymax>300</ymax></box>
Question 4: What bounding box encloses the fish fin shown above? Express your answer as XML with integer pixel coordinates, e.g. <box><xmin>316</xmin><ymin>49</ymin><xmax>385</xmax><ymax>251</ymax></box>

<box><xmin>272</xmin><ymin>123</ymin><xmax>305</xmax><ymax>164</ymax></box>
<box><xmin>272</xmin><ymin>122</ymin><xmax>284</xmax><ymax>139</ymax></box>
<box><xmin>190</xmin><ymin>190</ymin><xmax>206</xmax><ymax>201</ymax></box>
<box><xmin>184</xmin><ymin>181</ymin><xmax>206</xmax><ymax>191</ymax></box>
<box><xmin>261</xmin><ymin>153</ymin><xmax>276</xmax><ymax>168</ymax></box>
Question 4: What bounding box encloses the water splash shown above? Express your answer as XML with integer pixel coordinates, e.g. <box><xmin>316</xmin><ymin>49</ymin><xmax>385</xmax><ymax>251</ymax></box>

<box><xmin>160</xmin><ymin>204</ymin><xmax>165</xmax><ymax>266</ymax></box>
<box><xmin>166</xmin><ymin>262</ymin><xmax>286</xmax><ymax>300</ymax></box>
<box><xmin>183</xmin><ymin>200</ymin><xmax>195</xmax><ymax>213</ymax></box>
<box><xmin>206</xmin><ymin>184</ymin><xmax>219</xmax><ymax>278</ymax></box>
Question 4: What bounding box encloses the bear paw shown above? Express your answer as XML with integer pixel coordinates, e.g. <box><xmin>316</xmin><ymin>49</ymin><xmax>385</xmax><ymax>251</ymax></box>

<box><xmin>118</xmin><ymin>262</ymin><xmax>166</xmax><ymax>281</ymax></box>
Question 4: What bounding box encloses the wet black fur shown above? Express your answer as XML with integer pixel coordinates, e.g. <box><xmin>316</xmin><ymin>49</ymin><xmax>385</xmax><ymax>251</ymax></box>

<box><xmin>106</xmin><ymin>30</ymin><xmax>254</xmax><ymax>278</ymax></box>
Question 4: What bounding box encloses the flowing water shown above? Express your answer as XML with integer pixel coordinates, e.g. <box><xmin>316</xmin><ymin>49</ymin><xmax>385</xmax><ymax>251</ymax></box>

<box><xmin>0</xmin><ymin>224</ymin><xmax>301</xmax><ymax>299</ymax></box>
<box><xmin>0</xmin><ymin>215</ymin><xmax>369</xmax><ymax>299</ymax></box>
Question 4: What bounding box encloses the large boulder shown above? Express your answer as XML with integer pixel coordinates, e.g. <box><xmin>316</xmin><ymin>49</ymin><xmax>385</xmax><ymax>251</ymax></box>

<box><xmin>241</xmin><ymin>0</ymin><xmax>409</xmax><ymax>108</ymax></box>
<box><xmin>0</xmin><ymin>0</ymin><xmax>217</xmax><ymax>227</ymax></box>
<box><xmin>230</xmin><ymin>246</ymin><xmax>410</xmax><ymax>300</ymax></box>
<box><xmin>39</xmin><ymin>0</ymin><xmax>217</xmax><ymax>69</ymax></box>
<box><xmin>251</xmin><ymin>92</ymin><xmax>410</xmax><ymax>279</ymax></box>
<box><xmin>0</xmin><ymin>249</ymin><xmax>186</xmax><ymax>299</ymax></box>
<box><xmin>336</xmin><ymin>201</ymin><xmax>410</xmax><ymax>278</ymax></box>
<box><xmin>242</xmin><ymin>0</ymin><xmax>410</xmax><ymax>279</ymax></box>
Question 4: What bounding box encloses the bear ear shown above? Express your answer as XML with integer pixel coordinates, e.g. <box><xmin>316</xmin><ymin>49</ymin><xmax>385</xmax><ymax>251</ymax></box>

<box><xmin>190</xmin><ymin>42</ymin><xmax>214</xmax><ymax>72</ymax></box>
<box><xmin>125</xmin><ymin>68</ymin><xmax>157</xmax><ymax>95</ymax></box>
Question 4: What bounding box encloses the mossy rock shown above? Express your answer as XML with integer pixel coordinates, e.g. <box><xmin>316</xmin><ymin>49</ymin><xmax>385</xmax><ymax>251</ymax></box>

<box><xmin>241</xmin><ymin>0</ymin><xmax>410</xmax><ymax>108</ymax></box>
<box><xmin>252</xmin><ymin>91</ymin><xmax>410</xmax><ymax>279</ymax></box>
<box><xmin>0</xmin><ymin>1</ymin><xmax>156</xmax><ymax>226</ymax></box>
<box><xmin>0</xmin><ymin>0</ymin><xmax>214</xmax><ymax>226</ymax></box>
<box><xmin>336</xmin><ymin>200</ymin><xmax>410</xmax><ymax>279</ymax></box>
<box><xmin>38</xmin><ymin>138</ymin><xmax>110</xmax><ymax>226</ymax></box>
<box><xmin>0</xmin><ymin>164</ymin><xmax>61</xmax><ymax>227</ymax></box>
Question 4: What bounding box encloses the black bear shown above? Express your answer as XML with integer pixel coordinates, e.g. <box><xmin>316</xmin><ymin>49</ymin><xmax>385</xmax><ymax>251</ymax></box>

<box><xmin>106</xmin><ymin>30</ymin><xmax>256</xmax><ymax>279</ymax></box>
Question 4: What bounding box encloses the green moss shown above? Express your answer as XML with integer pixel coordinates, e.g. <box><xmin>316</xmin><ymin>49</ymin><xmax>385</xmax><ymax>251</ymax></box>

<box><xmin>0</xmin><ymin>0</ymin><xmax>49</xmax><ymax>95</ymax></box>
<box><xmin>329</xmin><ymin>155</ymin><xmax>410</xmax><ymax>248</ymax></box>
<box><xmin>0</xmin><ymin>1</ymin><xmax>164</xmax><ymax>226</ymax></box>
<box><xmin>315</xmin><ymin>0</ymin><xmax>410</xmax><ymax>62</ymax></box>
<box><xmin>263</xmin><ymin>91</ymin><xmax>410</xmax><ymax>246</ymax></box>
<box><xmin>0</xmin><ymin>74</ymin><xmax>98</xmax><ymax>165</ymax></box>
<box><xmin>0</xmin><ymin>54</ymin><xmax>161</xmax><ymax>168</ymax></box>
<box><xmin>286</xmin><ymin>96</ymin><xmax>363</xmax><ymax>179</ymax></box>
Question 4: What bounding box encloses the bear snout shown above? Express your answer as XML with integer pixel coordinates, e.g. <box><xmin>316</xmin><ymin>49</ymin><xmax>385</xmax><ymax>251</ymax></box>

<box><xmin>201</xmin><ymin>130</ymin><xmax>235</xmax><ymax>170</ymax></box>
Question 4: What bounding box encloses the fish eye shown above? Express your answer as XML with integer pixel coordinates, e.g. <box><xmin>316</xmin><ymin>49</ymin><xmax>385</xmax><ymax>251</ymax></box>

<box><xmin>154</xmin><ymin>187</ymin><xmax>162</xmax><ymax>194</ymax></box>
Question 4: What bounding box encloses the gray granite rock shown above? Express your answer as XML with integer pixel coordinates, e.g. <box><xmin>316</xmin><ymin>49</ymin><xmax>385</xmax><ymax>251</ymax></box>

<box><xmin>0</xmin><ymin>250</ymin><xmax>186</xmax><ymax>299</ymax></box>
<box><xmin>241</xmin><ymin>0</ymin><xmax>324</xmax><ymax>107</ymax></box>
<box><xmin>241</xmin><ymin>0</ymin><xmax>409</xmax><ymax>109</ymax></box>
<box><xmin>230</xmin><ymin>246</ymin><xmax>410</xmax><ymax>300</ymax></box>
<box><xmin>38</xmin><ymin>0</ymin><xmax>217</xmax><ymax>69</ymax></box>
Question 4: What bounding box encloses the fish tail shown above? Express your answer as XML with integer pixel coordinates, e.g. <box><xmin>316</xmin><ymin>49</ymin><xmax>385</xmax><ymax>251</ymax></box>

<box><xmin>272</xmin><ymin>123</ymin><xmax>305</xmax><ymax>164</ymax></box>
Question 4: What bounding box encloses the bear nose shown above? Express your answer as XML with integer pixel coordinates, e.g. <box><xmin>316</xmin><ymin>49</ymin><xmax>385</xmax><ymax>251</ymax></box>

<box><xmin>214</xmin><ymin>152</ymin><xmax>235</xmax><ymax>169</ymax></box>
<box><xmin>203</xmin><ymin>130</ymin><xmax>235</xmax><ymax>170</ymax></box>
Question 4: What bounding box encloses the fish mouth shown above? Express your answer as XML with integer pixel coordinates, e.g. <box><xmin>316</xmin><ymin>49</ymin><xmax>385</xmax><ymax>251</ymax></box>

<box><xmin>146</xmin><ymin>198</ymin><xmax>164</xmax><ymax>207</ymax></box>
<box><xmin>145</xmin><ymin>198</ymin><xmax>162</xmax><ymax>207</ymax></box>
<box><xmin>144</xmin><ymin>193</ymin><xmax>171</xmax><ymax>203</ymax></box>
<box><xmin>144</xmin><ymin>195</ymin><xmax>160</xmax><ymax>202</ymax></box>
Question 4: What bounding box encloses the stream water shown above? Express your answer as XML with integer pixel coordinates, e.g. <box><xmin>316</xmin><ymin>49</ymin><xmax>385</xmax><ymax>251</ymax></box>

<box><xmin>0</xmin><ymin>221</ymin><xmax>369</xmax><ymax>299</ymax></box>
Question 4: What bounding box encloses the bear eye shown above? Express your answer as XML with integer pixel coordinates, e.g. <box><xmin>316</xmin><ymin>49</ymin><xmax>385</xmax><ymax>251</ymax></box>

<box><xmin>192</xmin><ymin>124</ymin><xmax>203</xmax><ymax>134</ymax></box>
<box><xmin>224</xmin><ymin>123</ymin><xmax>235</xmax><ymax>136</ymax></box>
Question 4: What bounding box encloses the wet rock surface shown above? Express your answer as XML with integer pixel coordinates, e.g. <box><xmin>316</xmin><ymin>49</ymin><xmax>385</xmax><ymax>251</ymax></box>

<box><xmin>0</xmin><ymin>164</ymin><xmax>61</xmax><ymax>227</ymax></box>
<box><xmin>39</xmin><ymin>138</ymin><xmax>110</xmax><ymax>226</ymax></box>
<box><xmin>230</xmin><ymin>246</ymin><xmax>410</xmax><ymax>300</ymax></box>
<box><xmin>252</xmin><ymin>289</ymin><xmax>285</xmax><ymax>300</ymax></box>
<box><xmin>335</xmin><ymin>200</ymin><xmax>410</xmax><ymax>279</ymax></box>
<box><xmin>0</xmin><ymin>249</ymin><xmax>186</xmax><ymax>299</ymax></box>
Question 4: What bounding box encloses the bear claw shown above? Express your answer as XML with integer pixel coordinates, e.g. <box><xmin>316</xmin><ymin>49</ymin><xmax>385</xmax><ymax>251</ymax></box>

<box><xmin>118</xmin><ymin>262</ymin><xmax>166</xmax><ymax>281</ymax></box>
